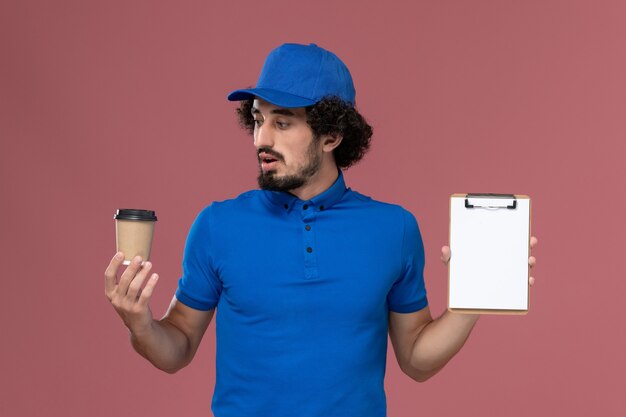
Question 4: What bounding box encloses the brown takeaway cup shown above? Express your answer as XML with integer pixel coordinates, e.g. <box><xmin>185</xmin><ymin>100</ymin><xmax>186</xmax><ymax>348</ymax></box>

<box><xmin>114</xmin><ymin>209</ymin><xmax>157</xmax><ymax>265</ymax></box>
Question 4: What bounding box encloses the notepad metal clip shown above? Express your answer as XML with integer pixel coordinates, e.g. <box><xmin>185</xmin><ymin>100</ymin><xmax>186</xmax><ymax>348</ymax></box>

<box><xmin>465</xmin><ymin>193</ymin><xmax>517</xmax><ymax>209</ymax></box>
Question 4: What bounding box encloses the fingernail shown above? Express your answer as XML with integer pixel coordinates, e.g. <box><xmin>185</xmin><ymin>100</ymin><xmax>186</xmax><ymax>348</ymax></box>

<box><xmin>134</xmin><ymin>256</ymin><xmax>143</xmax><ymax>264</ymax></box>
<box><xmin>115</xmin><ymin>252</ymin><xmax>123</xmax><ymax>260</ymax></box>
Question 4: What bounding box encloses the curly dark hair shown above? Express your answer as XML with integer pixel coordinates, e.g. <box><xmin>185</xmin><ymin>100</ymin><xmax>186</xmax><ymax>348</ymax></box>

<box><xmin>236</xmin><ymin>96</ymin><xmax>373</xmax><ymax>169</ymax></box>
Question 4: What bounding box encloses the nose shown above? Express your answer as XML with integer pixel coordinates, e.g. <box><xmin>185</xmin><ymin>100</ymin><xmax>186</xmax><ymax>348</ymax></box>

<box><xmin>253</xmin><ymin>122</ymin><xmax>274</xmax><ymax>149</ymax></box>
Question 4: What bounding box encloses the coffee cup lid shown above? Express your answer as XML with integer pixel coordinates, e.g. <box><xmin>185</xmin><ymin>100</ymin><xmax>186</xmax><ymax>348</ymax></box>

<box><xmin>114</xmin><ymin>209</ymin><xmax>157</xmax><ymax>221</ymax></box>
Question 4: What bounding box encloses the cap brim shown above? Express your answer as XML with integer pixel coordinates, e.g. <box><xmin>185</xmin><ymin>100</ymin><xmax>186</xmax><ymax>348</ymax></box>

<box><xmin>227</xmin><ymin>88</ymin><xmax>317</xmax><ymax>108</ymax></box>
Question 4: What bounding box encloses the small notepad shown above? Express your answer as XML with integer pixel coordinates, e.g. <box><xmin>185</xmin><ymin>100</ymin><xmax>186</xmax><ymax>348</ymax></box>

<box><xmin>448</xmin><ymin>194</ymin><xmax>531</xmax><ymax>314</ymax></box>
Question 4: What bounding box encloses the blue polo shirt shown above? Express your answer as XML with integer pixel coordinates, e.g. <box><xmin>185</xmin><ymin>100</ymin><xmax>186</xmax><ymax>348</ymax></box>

<box><xmin>176</xmin><ymin>170</ymin><xmax>428</xmax><ymax>417</ymax></box>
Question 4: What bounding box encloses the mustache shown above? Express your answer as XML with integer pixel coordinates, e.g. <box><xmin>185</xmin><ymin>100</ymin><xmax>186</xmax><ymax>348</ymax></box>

<box><xmin>257</xmin><ymin>147</ymin><xmax>284</xmax><ymax>161</ymax></box>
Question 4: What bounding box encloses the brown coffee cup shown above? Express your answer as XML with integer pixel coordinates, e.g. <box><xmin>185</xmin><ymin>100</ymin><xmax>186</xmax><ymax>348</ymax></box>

<box><xmin>114</xmin><ymin>209</ymin><xmax>157</xmax><ymax>265</ymax></box>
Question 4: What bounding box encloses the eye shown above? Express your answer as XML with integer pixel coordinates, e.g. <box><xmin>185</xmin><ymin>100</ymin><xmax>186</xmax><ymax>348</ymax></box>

<box><xmin>253</xmin><ymin>118</ymin><xmax>263</xmax><ymax>127</ymax></box>
<box><xmin>276</xmin><ymin>121</ymin><xmax>290</xmax><ymax>129</ymax></box>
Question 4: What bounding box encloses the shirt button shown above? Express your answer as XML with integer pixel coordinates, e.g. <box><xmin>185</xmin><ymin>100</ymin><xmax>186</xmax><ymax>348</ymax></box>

<box><xmin>303</xmin><ymin>204</ymin><xmax>309</xmax><ymax>210</ymax></box>
<box><xmin>305</xmin><ymin>225</ymin><xmax>311</xmax><ymax>231</ymax></box>
<box><xmin>306</xmin><ymin>247</ymin><xmax>313</xmax><ymax>253</ymax></box>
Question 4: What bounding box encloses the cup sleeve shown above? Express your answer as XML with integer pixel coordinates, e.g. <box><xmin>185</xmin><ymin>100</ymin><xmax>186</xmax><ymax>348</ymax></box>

<box><xmin>176</xmin><ymin>206</ymin><xmax>222</xmax><ymax>311</ymax></box>
<box><xmin>387</xmin><ymin>209</ymin><xmax>429</xmax><ymax>313</ymax></box>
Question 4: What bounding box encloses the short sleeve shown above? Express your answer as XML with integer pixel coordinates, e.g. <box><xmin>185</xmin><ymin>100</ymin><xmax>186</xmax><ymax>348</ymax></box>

<box><xmin>175</xmin><ymin>206</ymin><xmax>222</xmax><ymax>311</ymax></box>
<box><xmin>387</xmin><ymin>209</ymin><xmax>429</xmax><ymax>313</ymax></box>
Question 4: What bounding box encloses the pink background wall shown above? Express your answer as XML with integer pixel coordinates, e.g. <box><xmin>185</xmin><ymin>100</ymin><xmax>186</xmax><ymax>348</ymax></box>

<box><xmin>1</xmin><ymin>1</ymin><xmax>624</xmax><ymax>416</ymax></box>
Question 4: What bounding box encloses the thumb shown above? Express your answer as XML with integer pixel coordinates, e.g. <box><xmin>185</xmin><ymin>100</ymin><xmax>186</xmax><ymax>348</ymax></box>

<box><xmin>441</xmin><ymin>246</ymin><xmax>451</xmax><ymax>265</ymax></box>
<box><xmin>138</xmin><ymin>273</ymin><xmax>159</xmax><ymax>308</ymax></box>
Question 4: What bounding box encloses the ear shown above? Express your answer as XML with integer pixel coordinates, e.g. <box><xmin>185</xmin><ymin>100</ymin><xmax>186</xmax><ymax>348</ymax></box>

<box><xmin>321</xmin><ymin>134</ymin><xmax>343</xmax><ymax>153</ymax></box>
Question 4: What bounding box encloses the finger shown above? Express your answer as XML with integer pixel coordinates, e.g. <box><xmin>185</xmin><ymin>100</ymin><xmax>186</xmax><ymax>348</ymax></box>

<box><xmin>117</xmin><ymin>256</ymin><xmax>144</xmax><ymax>295</ymax></box>
<box><xmin>138</xmin><ymin>274</ymin><xmax>159</xmax><ymax>307</ymax></box>
<box><xmin>105</xmin><ymin>252</ymin><xmax>125</xmax><ymax>298</ymax></box>
<box><xmin>529</xmin><ymin>276</ymin><xmax>535</xmax><ymax>287</ymax></box>
<box><xmin>529</xmin><ymin>256</ymin><xmax>536</xmax><ymax>268</ymax></box>
<box><xmin>441</xmin><ymin>246</ymin><xmax>451</xmax><ymax>265</ymax></box>
<box><xmin>530</xmin><ymin>236</ymin><xmax>538</xmax><ymax>249</ymax></box>
<box><xmin>126</xmin><ymin>262</ymin><xmax>153</xmax><ymax>300</ymax></box>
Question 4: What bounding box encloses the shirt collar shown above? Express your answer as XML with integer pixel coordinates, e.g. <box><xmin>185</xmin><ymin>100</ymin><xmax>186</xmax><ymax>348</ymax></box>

<box><xmin>262</xmin><ymin>169</ymin><xmax>348</xmax><ymax>212</ymax></box>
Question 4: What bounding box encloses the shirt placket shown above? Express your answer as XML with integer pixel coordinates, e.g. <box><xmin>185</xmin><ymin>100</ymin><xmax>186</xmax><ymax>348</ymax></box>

<box><xmin>300</xmin><ymin>202</ymin><xmax>319</xmax><ymax>280</ymax></box>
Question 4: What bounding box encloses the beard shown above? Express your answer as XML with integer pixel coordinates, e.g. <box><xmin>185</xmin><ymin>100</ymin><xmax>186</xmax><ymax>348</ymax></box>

<box><xmin>257</xmin><ymin>139</ymin><xmax>322</xmax><ymax>192</ymax></box>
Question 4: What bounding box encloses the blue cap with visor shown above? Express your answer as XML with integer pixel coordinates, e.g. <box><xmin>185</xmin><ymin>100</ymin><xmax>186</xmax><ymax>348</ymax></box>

<box><xmin>227</xmin><ymin>43</ymin><xmax>356</xmax><ymax>108</ymax></box>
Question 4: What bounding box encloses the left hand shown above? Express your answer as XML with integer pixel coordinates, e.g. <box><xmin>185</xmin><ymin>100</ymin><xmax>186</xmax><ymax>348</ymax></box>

<box><xmin>440</xmin><ymin>236</ymin><xmax>538</xmax><ymax>287</ymax></box>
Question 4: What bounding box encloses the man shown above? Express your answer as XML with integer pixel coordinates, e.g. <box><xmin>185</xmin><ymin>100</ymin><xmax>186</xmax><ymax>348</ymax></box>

<box><xmin>105</xmin><ymin>43</ymin><xmax>538</xmax><ymax>416</ymax></box>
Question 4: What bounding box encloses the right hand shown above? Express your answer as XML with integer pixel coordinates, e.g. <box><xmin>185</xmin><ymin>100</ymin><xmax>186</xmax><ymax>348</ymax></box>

<box><xmin>104</xmin><ymin>252</ymin><xmax>159</xmax><ymax>336</ymax></box>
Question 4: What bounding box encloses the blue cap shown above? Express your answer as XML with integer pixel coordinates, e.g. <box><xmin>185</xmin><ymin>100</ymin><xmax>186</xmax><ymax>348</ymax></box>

<box><xmin>227</xmin><ymin>43</ymin><xmax>356</xmax><ymax>108</ymax></box>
